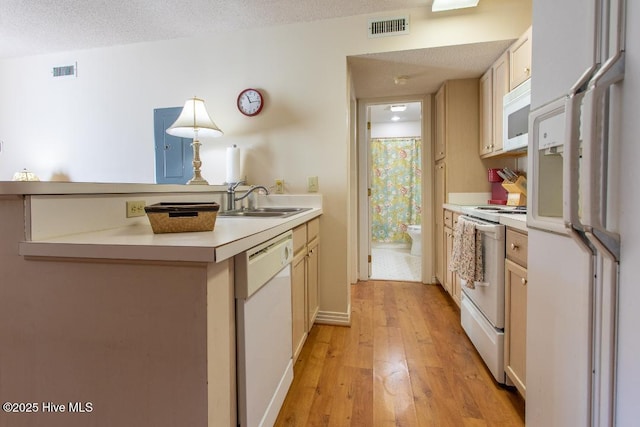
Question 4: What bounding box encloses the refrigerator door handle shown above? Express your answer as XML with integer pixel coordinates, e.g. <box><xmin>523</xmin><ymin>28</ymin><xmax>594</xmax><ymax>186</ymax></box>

<box><xmin>562</xmin><ymin>90</ymin><xmax>585</xmax><ymax>232</ymax></box>
<box><xmin>580</xmin><ymin>52</ymin><xmax>624</xmax><ymax>262</ymax></box>
<box><xmin>563</xmin><ymin>66</ymin><xmax>597</xmax><ymax>234</ymax></box>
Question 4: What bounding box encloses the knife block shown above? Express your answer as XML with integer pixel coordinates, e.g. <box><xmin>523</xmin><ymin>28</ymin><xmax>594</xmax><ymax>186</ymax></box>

<box><xmin>502</xmin><ymin>176</ymin><xmax>527</xmax><ymax>206</ymax></box>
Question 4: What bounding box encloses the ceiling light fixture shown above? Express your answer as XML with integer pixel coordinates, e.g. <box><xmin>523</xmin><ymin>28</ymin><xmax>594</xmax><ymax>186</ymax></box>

<box><xmin>391</xmin><ymin>116</ymin><xmax>401</xmax><ymax>122</ymax></box>
<box><xmin>390</xmin><ymin>104</ymin><xmax>407</xmax><ymax>112</ymax></box>
<box><xmin>431</xmin><ymin>0</ymin><xmax>480</xmax><ymax>12</ymax></box>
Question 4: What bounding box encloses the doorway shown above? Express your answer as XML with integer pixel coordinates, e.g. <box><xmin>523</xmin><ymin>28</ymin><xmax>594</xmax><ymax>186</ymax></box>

<box><xmin>358</xmin><ymin>98</ymin><xmax>433</xmax><ymax>283</ymax></box>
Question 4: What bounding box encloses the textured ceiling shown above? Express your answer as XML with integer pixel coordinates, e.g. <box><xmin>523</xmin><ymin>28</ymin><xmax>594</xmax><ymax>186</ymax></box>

<box><xmin>0</xmin><ymin>0</ymin><xmax>517</xmax><ymax>119</ymax></box>
<box><xmin>0</xmin><ymin>0</ymin><xmax>429</xmax><ymax>59</ymax></box>
<box><xmin>348</xmin><ymin>40</ymin><xmax>514</xmax><ymax>99</ymax></box>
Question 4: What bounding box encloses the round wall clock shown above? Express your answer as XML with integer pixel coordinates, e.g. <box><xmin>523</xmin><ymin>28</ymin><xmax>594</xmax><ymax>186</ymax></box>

<box><xmin>237</xmin><ymin>88</ymin><xmax>264</xmax><ymax>116</ymax></box>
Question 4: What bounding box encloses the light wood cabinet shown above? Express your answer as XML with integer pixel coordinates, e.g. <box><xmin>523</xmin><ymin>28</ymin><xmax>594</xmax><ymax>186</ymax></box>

<box><xmin>444</xmin><ymin>224</ymin><xmax>454</xmax><ymax>296</ymax></box>
<box><xmin>480</xmin><ymin>50</ymin><xmax>510</xmax><ymax>158</ymax></box>
<box><xmin>435</xmin><ymin>85</ymin><xmax>446</xmax><ymax>161</ymax></box>
<box><xmin>291</xmin><ymin>218</ymin><xmax>320</xmax><ymax>362</ymax></box>
<box><xmin>504</xmin><ymin>228</ymin><xmax>528</xmax><ymax>398</ymax></box>
<box><xmin>434</xmin><ymin>162</ymin><xmax>446</xmax><ymax>284</ymax></box>
<box><xmin>292</xmin><ymin>225</ymin><xmax>308</xmax><ymax>362</ymax></box>
<box><xmin>307</xmin><ymin>218</ymin><xmax>320</xmax><ymax>329</ymax></box>
<box><xmin>451</xmin><ymin>213</ymin><xmax>462</xmax><ymax>306</ymax></box>
<box><xmin>509</xmin><ymin>26</ymin><xmax>532</xmax><ymax>91</ymax></box>
<box><xmin>433</xmin><ymin>79</ymin><xmax>489</xmax><ymax>290</ymax></box>
<box><xmin>492</xmin><ymin>52</ymin><xmax>510</xmax><ymax>153</ymax></box>
<box><xmin>479</xmin><ymin>68</ymin><xmax>493</xmax><ymax>157</ymax></box>
<box><xmin>444</xmin><ymin>211</ymin><xmax>462</xmax><ymax>307</ymax></box>
<box><xmin>436</xmin><ymin>79</ymin><xmax>488</xmax><ymax>194</ymax></box>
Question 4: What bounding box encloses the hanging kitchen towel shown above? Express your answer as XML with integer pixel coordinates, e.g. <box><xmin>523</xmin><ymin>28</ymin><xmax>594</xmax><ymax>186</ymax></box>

<box><xmin>448</xmin><ymin>217</ymin><xmax>484</xmax><ymax>289</ymax></box>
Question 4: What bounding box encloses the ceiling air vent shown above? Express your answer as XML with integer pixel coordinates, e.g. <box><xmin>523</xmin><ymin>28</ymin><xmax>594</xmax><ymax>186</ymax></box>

<box><xmin>52</xmin><ymin>63</ymin><xmax>77</xmax><ymax>78</ymax></box>
<box><xmin>368</xmin><ymin>16</ymin><xmax>409</xmax><ymax>38</ymax></box>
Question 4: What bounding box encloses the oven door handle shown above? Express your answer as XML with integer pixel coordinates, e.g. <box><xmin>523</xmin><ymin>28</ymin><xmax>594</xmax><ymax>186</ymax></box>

<box><xmin>459</xmin><ymin>216</ymin><xmax>501</xmax><ymax>233</ymax></box>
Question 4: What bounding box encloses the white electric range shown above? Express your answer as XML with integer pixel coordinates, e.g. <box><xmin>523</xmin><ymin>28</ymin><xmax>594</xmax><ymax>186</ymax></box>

<box><xmin>454</xmin><ymin>204</ymin><xmax>526</xmax><ymax>384</ymax></box>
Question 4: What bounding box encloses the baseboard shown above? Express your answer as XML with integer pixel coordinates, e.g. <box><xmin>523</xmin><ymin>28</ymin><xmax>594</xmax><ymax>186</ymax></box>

<box><xmin>315</xmin><ymin>305</ymin><xmax>351</xmax><ymax>326</ymax></box>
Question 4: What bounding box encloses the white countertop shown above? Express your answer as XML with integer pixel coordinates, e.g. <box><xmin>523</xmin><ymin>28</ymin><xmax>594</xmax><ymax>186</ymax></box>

<box><xmin>443</xmin><ymin>203</ymin><xmax>467</xmax><ymax>214</ymax></box>
<box><xmin>19</xmin><ymin>207</ymin><xmax>322</xmax><ymax>263</ymax></box>
<box><xmin>0</xmin><ymin>181</ymin><xmax>230</xmax><ymax>195</ymax></box>
<box><xmin>499</xmin><ymin>214</ymin><xmax>527</xmax><ymax>232</ymax></box>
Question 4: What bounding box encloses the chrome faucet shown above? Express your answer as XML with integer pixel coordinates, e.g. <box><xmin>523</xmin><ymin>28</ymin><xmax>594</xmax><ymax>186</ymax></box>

<box><xmin>235</xmin><ymin>185</ymin><xmax>271</xmax><ymax>210</ymax></box>
<box><xmin>226</xmin><ymin>181</ymin><xmax>245</xmax><ymax>211</ymax></box>
<box><xmin>226</xmin><ymin>181</ymin><xmax>270</xmax><ymax>211</ymax></box>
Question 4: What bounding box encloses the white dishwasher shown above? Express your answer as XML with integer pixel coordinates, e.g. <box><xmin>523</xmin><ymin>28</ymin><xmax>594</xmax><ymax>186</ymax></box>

<box><xmin>235</xmin><ymin>231</ymin><xmax>294</xmax><ymax>427</ymax></box>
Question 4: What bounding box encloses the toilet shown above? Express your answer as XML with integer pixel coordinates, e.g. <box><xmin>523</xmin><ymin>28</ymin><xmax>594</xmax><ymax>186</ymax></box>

<box><xmin>407</xmin><ymin>225</ymin><xmax>422</xmax><ymax>256</ymax></box>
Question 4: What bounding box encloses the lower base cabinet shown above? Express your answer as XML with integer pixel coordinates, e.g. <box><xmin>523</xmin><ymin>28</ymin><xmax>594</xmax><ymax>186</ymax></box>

<box><xmin>292</xmin><ymin>247</ymin><xmax>307</xmax><ymax>361</ymax></box>
<box><xmin>307</xmin><ymin>236</ymin><xmax>319</xmax><ymax>327</ymax></box>
<box><xmin>504</xmin><ymin>228</ymin><xmax>528</xmax><ymax>398</ymax></box>
<box><xmin>291</xmin><ymin>218</ymin><xmax>320</xmax><ymax>362</ymax></box>
<box><xmin>443</xmin><ymin>210</ymin><xmax>462</xmax><ymax>307</ymax></box>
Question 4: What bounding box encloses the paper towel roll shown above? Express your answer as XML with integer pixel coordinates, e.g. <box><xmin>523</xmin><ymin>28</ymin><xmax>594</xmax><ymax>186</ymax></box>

<box><xmin>226</xmin><ymin>145</ymin><xmax>241</xmax><ymax>183</ymax></box>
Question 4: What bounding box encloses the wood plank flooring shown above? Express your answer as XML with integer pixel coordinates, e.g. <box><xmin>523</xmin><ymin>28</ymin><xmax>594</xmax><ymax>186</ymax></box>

<box><xmin>275</xmin><ymin>280</ymin><xmax>525</xmax><ymax>426</ymax></box>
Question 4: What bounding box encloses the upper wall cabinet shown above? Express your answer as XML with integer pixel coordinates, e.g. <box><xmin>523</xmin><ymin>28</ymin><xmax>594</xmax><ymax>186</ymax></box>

<box><xmin>509</xmin><ymin>26</ymin><xmax>532</xmax><ymax>91</ymax></box>
<box><xmin>480</xmin><ymin>50</ymin><xmax>510</xmax><ymax>158</ymax></box>
<box><xmin>435</xmin><ymin>79</ymin><xmax>487</xmax><ymax>194</ymax></box>
<box><xmin>434</xmin><ymin>85</ymin><xmax>446</xmax><ymax>161</ymax></box>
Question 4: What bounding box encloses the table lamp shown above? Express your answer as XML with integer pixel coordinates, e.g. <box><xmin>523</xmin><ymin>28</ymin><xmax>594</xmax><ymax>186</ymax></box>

<box><xmin>166</xmin><ymin>97</ymin><xmax>223</xmax><ymax>185</ymax></box>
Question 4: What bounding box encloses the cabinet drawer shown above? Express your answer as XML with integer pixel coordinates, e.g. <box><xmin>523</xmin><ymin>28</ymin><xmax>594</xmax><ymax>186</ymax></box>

<box><xmin>506</xmin><ymin>229</ymin><xmax>528</xmax><ymax>268</ymax></box>
<box><xmin>292</xmin><ymin>224</ymin><xmax>307</xmax><ymax>255</ymax></box>
<box><xmin>444</xmin><ymin>210</ymin><xmax>453</xmax><ymax>228</ymax></box>
<box><xmin>307</xmin><ymin>217</ymin><xmax>320</xmax><ymax>242</ymax></box>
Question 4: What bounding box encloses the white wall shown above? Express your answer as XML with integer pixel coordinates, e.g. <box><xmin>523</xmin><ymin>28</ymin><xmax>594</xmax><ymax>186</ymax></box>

<box><xmin>0</xmin><ymin>0</ymin><xmax>532</xmax><ymax>321</ymax></box>
<box><xmin>371</xmin><ymin>121</ymin><xmax>421</xmax><ymax>138</ymax></box>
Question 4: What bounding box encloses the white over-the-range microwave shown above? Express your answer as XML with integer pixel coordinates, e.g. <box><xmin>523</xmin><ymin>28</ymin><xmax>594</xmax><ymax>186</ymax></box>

<box><xmin>503</xmin><ymin>78</ymin><xmax>531</xmax><ymax>152</ymax></box>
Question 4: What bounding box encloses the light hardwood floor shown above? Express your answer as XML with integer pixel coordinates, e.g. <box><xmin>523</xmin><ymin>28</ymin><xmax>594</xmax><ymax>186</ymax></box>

<box><xmin>275</xmin><ymin>280</ymin><xmax>525</xmax><ymax>426</ymax></box>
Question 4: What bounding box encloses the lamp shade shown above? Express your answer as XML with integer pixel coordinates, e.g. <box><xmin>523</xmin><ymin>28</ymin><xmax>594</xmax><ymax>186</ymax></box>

<box><xmin>166</xmin><ymin>97</ymin><xmax>223</xmax><ymax>138</ymax></box>
<box><xmin>12</xmin><ymin>169</ymin><xmax>40</xmax><ymax>181</ymax></box>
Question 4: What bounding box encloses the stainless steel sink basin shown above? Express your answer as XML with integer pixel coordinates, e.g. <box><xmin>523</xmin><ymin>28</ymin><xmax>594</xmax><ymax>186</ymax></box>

<box><xmin>218</xmin><ymin>207</ymin><xmax>312</xmax><ymax>218</ymax></box>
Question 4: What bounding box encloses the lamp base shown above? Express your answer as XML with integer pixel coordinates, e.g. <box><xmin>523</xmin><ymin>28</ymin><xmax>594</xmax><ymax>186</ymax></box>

<box><xmin>187</xmin><ymin>177</ymin><xmax>209</xmax><ymax>185</ymax></box>
<box><xmin>186</xmin><ymin>139</ymin><xmax>208</xmax><ymax>185</ymax></box>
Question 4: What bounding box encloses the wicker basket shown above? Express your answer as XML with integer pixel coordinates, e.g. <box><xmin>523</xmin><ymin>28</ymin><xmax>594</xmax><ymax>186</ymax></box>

<box><xmin>144</xmin><ymin>202</ymin><xmax>220</xmax><ymax>233</ymax></box>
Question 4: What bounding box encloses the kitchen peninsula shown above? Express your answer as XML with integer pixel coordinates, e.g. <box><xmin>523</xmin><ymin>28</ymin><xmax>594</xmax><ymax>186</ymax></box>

<box><xmin>0</xmin><ymin>182</ymin><xmax>322</xmax><ymax>427</ymax></box>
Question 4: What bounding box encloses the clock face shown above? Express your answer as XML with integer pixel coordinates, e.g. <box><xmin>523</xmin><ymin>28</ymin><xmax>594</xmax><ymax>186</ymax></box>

<box><xmin>237</xmin><ymin>89</ymin><xmax>263</xmax><ymax>116</ymax></box>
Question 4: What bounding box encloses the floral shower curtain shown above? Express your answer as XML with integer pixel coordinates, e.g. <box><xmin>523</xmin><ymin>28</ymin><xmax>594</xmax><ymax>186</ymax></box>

<box><xmin>371</xmin><ymin>137</ymin><xmax>422</xmax><ymax>243</ymax></box>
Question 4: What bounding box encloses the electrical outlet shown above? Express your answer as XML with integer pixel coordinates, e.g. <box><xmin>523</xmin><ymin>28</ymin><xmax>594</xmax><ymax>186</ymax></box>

<box><xmin>126</xmin><ymin>200</ymin><xmax>146</xmax><ymax>218</ymax></box>
<box><xmin>275</xmin><ymin>179</ymin><xmax>284</xmax><ymax>194</ymax></box>
<box><xmin>307</xmin><ymin>176</ymin><xmax>318</xmax><ymax>193</ymax></box>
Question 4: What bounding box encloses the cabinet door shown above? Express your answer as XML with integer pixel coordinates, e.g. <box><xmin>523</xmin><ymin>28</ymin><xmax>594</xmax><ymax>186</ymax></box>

<box><xmin>434</xmin><ymin>162</ymin><xmax>446</xmax><ymax>284</ymax></box>
<box><xmin>492</xmin><ymin>51</ymin><xmax>510</xmax><ymax>153</ymax></box>
<box><xmin>505</xmin><ymin>258</ymin><xmax>528</xmax><ymax>398</ymax></box>
<box><xmin>306</xmin><ymin>238</ymin><xmax>319</xmax><ymax>331</ymax></box>
<box><xmin>509</xmin><ymin>26</ymin><xmax>532</xmax><ymax>91</ymax></box>
<box><xmin>451</xmin><ymin>214</ymin><xmax>462</xmax><ymax>306</ymax></box>
<box><xmin>444</xmin><ymin>226</ymin><xmax>454</xmax><ymax>296</ymax></box>
<box><xmin>479</xmin><ymin>68</ymin><xmax>493</xmax><ymax>156</ymax></box>
<box><xmin>434</xmin><ymin>85</ymin><xmax>446</xmax><ymax>161</ymax></box>
<box><xmin>292</xmin><ymin>251</ymin><xmax>307</xmax><ymax>361</ymax></box>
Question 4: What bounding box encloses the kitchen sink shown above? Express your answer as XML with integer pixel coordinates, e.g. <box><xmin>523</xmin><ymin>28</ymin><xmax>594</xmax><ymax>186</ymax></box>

<box><xmin>218</xmin><ymin>207</ymin><xmax>312</xmax><ymax>218</ymax></box>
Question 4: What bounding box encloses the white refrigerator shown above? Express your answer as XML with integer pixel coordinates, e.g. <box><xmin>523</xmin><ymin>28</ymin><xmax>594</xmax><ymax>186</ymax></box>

<box><xmin>527</xmin><ymin>0</ymin><xmax>637</xmax><ymax>426</ymax></box>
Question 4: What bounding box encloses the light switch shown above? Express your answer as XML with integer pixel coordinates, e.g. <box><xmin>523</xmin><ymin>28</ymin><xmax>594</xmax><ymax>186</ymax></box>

<box><xmin>307</xmin><ymin>176</ymin><xmax>318</xmax><ymax>192</ymax></box>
